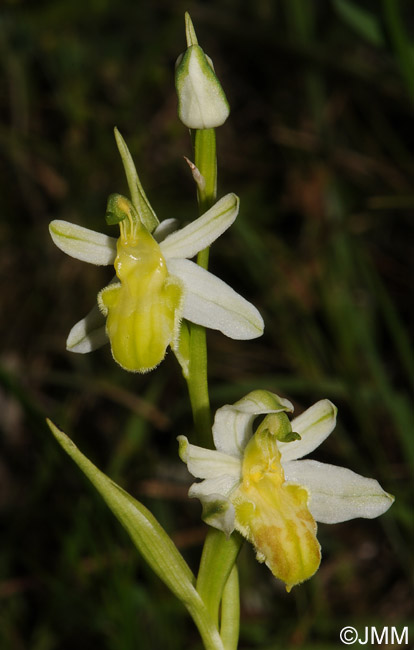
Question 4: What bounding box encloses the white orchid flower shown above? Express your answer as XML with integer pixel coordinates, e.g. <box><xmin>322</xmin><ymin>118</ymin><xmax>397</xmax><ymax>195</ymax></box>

<box><xmin>49</xmin><ymin>192</ymin><xmax>263</xmax><ymax>373</ymax></box>
<box><xmin>178</xmin><ymin>390</ymin><xmax>394</xmax><ymax>591</ymax></box>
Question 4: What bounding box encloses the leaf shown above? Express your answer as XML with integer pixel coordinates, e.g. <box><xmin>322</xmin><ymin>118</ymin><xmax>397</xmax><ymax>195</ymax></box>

<box><xmin>47</xmin><ymin>420</ymin><xmax>225</xmax><ymax>650</ymax></box>
<box><xmin>47</xmin><ymin>420</ymin><xmax>194</xmax><ymax>591</ymax></box>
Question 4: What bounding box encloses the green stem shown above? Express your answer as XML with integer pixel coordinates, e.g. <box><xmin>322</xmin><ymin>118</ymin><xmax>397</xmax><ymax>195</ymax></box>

<box><xmin>186</xmin><ymin>128</ymin><xmax>217</xmax><ymax>448</ymax></box>
<box><xmin>187</xmin><ymin>320</ymin><xmax>211</xmax><ymax>447</ymax></box>
<box><xmin>196</xmin><ymin>529</ymin><xmax>243</xmax><ymax>627</ymax></box>
<box><xmin>193</xmin><ymin>128</ymin><xmax>217</xmax><ymax>213</ymax></box>
<box><xmin>220</xmin><ymin>564</ymin><xmax>240</xmax><ymax>650</ymax></box>
<box><xmin>185</xmin><ymin>126</ymin><xmax>242</xmax><ymax>647</ymax></box>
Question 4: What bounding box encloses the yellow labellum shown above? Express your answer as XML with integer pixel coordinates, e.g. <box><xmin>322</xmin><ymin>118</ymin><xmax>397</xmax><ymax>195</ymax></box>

<box><xmin>232</xmin><ymin>428</ymin><xmax>321</xmax><ymax>590</ymax></box>
<box><xmin>99</xmin><ymin>225</ymin><xmax>183</xmax><ymax>372</ymax></box>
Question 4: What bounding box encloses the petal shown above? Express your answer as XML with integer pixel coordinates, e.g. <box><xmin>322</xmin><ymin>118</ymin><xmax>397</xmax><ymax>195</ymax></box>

<box><xmin>177</xmin><ymin>435</ymin><xmax>241</xmax><ymax>479</ymax></box>
<box><xmin>189</xmin><ymin>475</ymin><xmax>240</xmax><ymax>502</ymax></box>
<box><xmin>212</xmin><ymin>390</ymin><xmax>294</xmax><ymax>458</ymax></box>
<box><xmin>66</xmin><ymin>303</ymin><xmax>108</xmax><ymax>353</ymax></box>
<box><xmin>167</xmin><ymin>258</ymin><xmax>264</xmax><ymax>340</ymax></box>
<box><xmin>49</xmin><ymin>220</ymin><xmax>117</xmax><ymax>265</ymax></box>
<box><xmin>189</xmin><ymin>486</ymin><xmax>236</xmax><ymax>537</ymax></box>
<box><xmin>278</xmin><ymin>400</ymin><xmax>337</xmax><ymax>463</ymax></box>
<box><xmin>153</xmin><ymin>218</ymin><xmax>179</xmax><ymax>243</ymax></box>
<box><xmin>160</xmin><ymin>193</ymin><xmax>239</xmax><ymax>260</ymax></box>
<box><xmin>283</xmin><ymin>459</ymin><xmax>395</xmax><ymax>524</ymax></box>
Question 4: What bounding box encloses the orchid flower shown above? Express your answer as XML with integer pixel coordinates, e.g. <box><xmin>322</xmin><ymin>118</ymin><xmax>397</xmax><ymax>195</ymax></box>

<box><xmin>49</xmin><ymin>186</ymin><xmax>263</xmax><ymax>373</ymax></box>
<box><xmin>178</xmin><ymin>390</ymin><xmax>394</xmax><ymax>591</ymax></box>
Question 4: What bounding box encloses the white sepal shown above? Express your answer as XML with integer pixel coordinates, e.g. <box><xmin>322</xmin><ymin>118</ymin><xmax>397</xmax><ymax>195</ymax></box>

<box><xmin>153</xmin><ymin>218</ymin><xmax>179</xmax><ymax>243</ymax></box>
<box><xmin>167</xmin><ymin>258</ymin><xmax>264</xmax><ymax>341</ymax></box>
<box><xmin>66</xmin><ymin>304</ymin><xmax>108</xmax><ymax>353</ymax></box>
<box><xmin>161</xmin><ymin>194</ymin><xmax>239</xmax><ymax>260</ymax></box>
<box><xmin>212</xmin><ymin>390</ymin><xmax>294</xmax><ymax>458</ymax></box>
<box><xmin>177</xmin><ymin>436</ymin><xmax>241</xmax><ymax>479</ymax></box>
<box><xmin>194</xmin><ymin>492</ymin><xmax>236</xmax><ymax>538</ymax></box>
<box><xmin>283</xmin><ymin>459</ymin><xmax>395</xmax><ymax>524</ymax></box>
<box><xmin>188</xmin><ymin>475</ymin><xmax>240</xmax><ymax>503</ymax></box>
<box><xmin>278</xmin><ymin>399</ymin><xmax>338</xmax><ymax>463</ymax></box>
<box><xmin>188</xmin><ymin>475</ymin><xmax>238</xmax><ymax>537</ymax></box>
<box><xmin>49</xmin><ymin>220</ymin><xmax>117</xmax><ymax>266</ymax></box>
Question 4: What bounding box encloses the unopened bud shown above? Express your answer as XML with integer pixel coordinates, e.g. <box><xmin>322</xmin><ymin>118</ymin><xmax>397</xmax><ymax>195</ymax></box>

<box><xmin>175</xmin><ymin>13</ymin><xmax>230</xmax><ymax>129</ymax></box>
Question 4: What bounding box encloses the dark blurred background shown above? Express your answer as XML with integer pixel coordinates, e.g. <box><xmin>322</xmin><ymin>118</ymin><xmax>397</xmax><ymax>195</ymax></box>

<box><xmin>1</xmin><ymin>1</ymin><xmax>413</xmax><ymax>648</ymax></box>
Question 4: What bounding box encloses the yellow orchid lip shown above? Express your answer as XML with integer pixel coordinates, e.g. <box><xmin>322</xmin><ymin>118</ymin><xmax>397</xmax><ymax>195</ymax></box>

<box><xmin>99</xmin><ymin>227</ymin><xmax>183</xmax><ymax>373</ymax></box>
<box><xmin>232</xmin><ymin>427</ymin><xmax>321</xmax><ymax>591</ymax></box>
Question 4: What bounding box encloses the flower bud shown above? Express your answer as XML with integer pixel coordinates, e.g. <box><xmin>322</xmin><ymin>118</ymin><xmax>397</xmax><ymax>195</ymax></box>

<box><xmin>175</xmin><ymin>13</ymin><xmax>230</xmax><ymax>129</ymax></box>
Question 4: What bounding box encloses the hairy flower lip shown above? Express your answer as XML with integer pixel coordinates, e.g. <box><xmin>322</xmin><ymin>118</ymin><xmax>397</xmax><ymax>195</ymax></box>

<box><xmin>50</xmin><ymin>193</ymin><xmax>264</xmax><ymax>369</ymax></box>
<box><xmin>178</xmin><ymin>390</ymin><xmax>394</xmax><ymax>589</ymax></box>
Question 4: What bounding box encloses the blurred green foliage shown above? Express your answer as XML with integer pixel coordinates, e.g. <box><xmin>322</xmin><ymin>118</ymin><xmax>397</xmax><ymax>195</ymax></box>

<box><xmin>0</xmin><ymin>0</ymin><xmax>413</xmax><ymax>648</ymax></box>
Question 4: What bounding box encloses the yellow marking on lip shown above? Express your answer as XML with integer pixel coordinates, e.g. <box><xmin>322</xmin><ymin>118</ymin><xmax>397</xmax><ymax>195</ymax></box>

<box><xmin>232</xmin><ymin>423</ymin><xmax>321</xmax><ymax>590</ymax></box>
<box><xmin>99</xmin><ymin>229</ymin><xmax>183</xmax><ymax>373</ymax></box>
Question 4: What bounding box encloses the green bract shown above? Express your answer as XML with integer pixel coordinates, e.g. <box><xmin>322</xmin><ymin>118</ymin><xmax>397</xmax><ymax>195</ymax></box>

<box><xmin>175</xmin><ymin>13</ymin><xmax>230</xmax><ymax>130</ymax></box>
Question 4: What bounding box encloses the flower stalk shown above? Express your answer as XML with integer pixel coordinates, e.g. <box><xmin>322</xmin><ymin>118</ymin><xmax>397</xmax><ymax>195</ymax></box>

<box><xmin>186</xmin><ymin>127</ymin><xmax>217</xmax><ymax>449</ymax></box>
<box><xmin>179</xmin><ymin>17</ymin><xmax>243</xmax><ymax>644</ymax></box>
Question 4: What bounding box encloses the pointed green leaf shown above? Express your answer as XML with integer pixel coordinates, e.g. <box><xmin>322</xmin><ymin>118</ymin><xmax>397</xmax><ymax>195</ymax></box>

<box><xmin>47</xmin><ymin>419</ymin><xmax>194</xmax><ymax>592</ymax></box>
<box><xmin>47</xmin><ymin>420</ymin><xmax>225</xmax><ymax>650</ymax></box>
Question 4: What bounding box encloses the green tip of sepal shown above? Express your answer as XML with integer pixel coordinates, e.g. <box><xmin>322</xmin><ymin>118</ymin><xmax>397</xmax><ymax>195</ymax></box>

<box><xmin>184</xmin><ymin>12</ymin><xmax>198</xmax><ymax>46</ymax></box>
<box><xmin>177</xmin><ymin>435</ymin><xmax>189</xmax><ymax>462</ymax></box>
